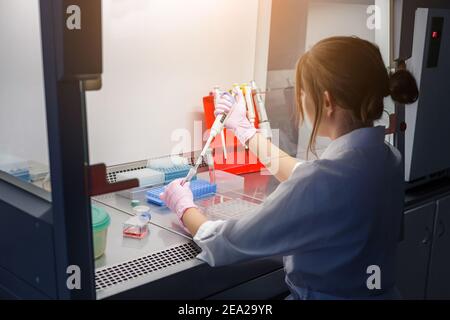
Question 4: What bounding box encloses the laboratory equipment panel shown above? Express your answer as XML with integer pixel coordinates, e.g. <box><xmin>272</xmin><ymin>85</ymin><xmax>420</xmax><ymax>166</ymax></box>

<box><xmin>403</xmin><ymin>8</ymin><xmax>450</xmax><ymax>182</ymax></box>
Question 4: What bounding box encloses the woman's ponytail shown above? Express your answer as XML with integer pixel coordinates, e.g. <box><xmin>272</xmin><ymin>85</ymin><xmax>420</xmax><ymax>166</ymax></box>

<box><xmin>389</xmin><ymin>69</ymin><xmax>419</xmax><ymax>104</ymax></box>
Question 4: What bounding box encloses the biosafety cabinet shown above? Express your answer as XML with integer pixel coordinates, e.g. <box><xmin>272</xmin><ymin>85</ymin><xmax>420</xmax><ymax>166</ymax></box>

<box><xmin>0</xmin><ymin>0</ymin><xmax>286</xmax><ymax>300</ymax></box>
<box><xmin>1</xmin><ymin>0</ymin><xmax>450</xmax><ymax>300</ymax></box>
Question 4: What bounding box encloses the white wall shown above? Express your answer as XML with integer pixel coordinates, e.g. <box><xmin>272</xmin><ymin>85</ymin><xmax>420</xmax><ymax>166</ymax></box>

<box><xmin>268</xmin><ymin>0</ymin><xmax>376</xmax><ymax>89</ymax></box>
<box><xmin>86</xmin><ymin>0</ymin><xmax>269</xmax><ymax>166</ymax></box>
<box><xmin>0</xmin><ymin>0</ymin><xmax>49</xmax><ymax>165</ymax></box>
<box><xmin>305</xmin><ymin>2</ymin><xmax>375</xmax><ymax>48</ymax></box>
<box><xmin>254</xmin><ymin>0</ymin><xmax>273</xmax><ymax>90</ymax></box>
<box><xmin>374</xmin><ymin>0</ymin><xmax>396</xmax><ymax>132</ymax></box>
<box><xmin>297</xmin><ymin>1</ymin><xmax>377</xmax><ymax>158</ymax></box>
<box><xmin>375</xmin><ymin>0</ymin><xmax>392</xmax><ymax>67</ymax></box>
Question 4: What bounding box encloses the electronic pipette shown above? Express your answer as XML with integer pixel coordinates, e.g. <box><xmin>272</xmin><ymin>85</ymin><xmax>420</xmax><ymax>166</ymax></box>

<box><xmin>250</xmin><ymin>80</ymin><xmax>272</xmax><ymax>140</ymax></box>
<box><xmin>214</xmin><ymin>86</ymin><xmax>229</xmax><ymax>160</ymax></box>
<box><xmin>242</xmin><ymin>84</ymin><xmax>256</xmax><ymax>125</ymax></box>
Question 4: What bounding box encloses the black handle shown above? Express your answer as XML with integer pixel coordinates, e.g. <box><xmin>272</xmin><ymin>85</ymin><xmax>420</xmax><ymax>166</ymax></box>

<box><xmin>422</xmin><ymin>227</ymin><xmax>431</xmax><ymax>245</ymax></box>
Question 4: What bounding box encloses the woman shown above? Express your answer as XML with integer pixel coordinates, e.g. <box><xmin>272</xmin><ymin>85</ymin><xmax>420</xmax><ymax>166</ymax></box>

<box><xmin>160</xmin><ymin>36</ymin><xmax>419</xmax><ymax>300</ymax></box>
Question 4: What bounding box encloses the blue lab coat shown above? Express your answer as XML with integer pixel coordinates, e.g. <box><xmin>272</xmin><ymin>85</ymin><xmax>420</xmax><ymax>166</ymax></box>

<box><xmin>193</xmin><ymin>126</ymin><xmax>404</xmax><ymax>299</ymax></box>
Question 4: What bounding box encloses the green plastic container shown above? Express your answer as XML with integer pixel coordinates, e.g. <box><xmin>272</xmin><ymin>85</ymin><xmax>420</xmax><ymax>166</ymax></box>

<box><xmin>92</xmin><ymin>205</ymin><xmax>111</xmax><ymax>259</ymax></box>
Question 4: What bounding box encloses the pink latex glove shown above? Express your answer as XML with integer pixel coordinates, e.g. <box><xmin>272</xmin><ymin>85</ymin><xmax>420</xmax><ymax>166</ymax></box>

<box><xmin>215</xmin><ymin>88</ymin><xmax>257</xmax><ymax>145</ymax></box>
<box><xmin>160</xmin><ymin>179</ymin><xmax>197</xmax><ymax>227</ymax></box>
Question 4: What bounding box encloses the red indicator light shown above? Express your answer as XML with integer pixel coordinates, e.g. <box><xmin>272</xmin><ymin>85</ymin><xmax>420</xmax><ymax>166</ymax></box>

<box><xmin>432</xmin><ymin>31</ymin><xmax>439</xmax><ymax>39</ymax></box>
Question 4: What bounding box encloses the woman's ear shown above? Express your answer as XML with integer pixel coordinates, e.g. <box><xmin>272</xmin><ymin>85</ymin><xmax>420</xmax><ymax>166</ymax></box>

<box><xmin>323</xmin><ymin>91</ymin><xmax>335</xmax><ymax>117</ymax></box>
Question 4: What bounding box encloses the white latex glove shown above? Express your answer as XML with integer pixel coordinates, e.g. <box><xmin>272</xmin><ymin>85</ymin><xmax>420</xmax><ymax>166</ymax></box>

<box><xmin>214</xmin><ymin>88</ymin><xmax>257</xmax><ymax>145</ymax></box>
<box><xmin>160</xmin><ymin>179</ymin><xmax>197</xmax><ymax>228</ymax></box>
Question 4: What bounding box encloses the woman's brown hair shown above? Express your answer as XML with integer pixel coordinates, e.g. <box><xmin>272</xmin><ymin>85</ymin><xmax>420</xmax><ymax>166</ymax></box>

<box><xmin>296</xmin><ymin>36</ymin><xmax>419</xmax><ymax>157</ymax></box>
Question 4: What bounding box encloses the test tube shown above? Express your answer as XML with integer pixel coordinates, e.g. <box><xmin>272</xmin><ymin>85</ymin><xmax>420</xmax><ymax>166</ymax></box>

<box><xmin>205</xmin><ymin>147</ymin><xmax>216</xmax><ymax>185</ymax></box>
<box><xmin>232</xmin><ymin>84</ymin><xmax>249</xmax><ymax>149</ymax></box>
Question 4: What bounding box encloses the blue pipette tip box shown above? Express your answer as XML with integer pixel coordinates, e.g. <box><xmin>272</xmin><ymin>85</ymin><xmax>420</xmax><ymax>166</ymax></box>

<box><xmin>152</xmin><ymin>164</ymin><xmax>197</xmax><ymax>183</ymax></box>
<box><xmin>10</xmin><ymin>168</ymin><xmax>31</xmax><ymax>182</ymax></box>
<box><xmin>146</xmin><ymin>179</ymin><xmax>217</xmax><ymax>206</ymax></box>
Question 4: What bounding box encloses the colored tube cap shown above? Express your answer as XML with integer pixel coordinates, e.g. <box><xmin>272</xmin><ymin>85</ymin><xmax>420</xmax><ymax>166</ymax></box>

<box><xmin>92</xmin><ymin>205</ymin><xmax>111</xmax><ymax>232</ymax></box>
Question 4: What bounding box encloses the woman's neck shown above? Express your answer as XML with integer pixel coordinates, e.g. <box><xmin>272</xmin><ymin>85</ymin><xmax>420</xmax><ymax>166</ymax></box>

<box><xmin>328</xmin><ymin>121</ymin><xmax>372</xmax><ymax>141</ymax></box>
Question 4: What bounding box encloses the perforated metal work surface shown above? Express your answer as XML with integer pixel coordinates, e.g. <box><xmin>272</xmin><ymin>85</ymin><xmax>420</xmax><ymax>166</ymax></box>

<box><xmin>95</xmin><ymin>242</ymin><xmax>201</xmax><ymax>291</ymax></box>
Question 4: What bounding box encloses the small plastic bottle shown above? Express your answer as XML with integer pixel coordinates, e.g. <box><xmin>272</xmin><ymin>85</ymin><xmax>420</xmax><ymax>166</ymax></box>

<box><xmin>122</xmin><ymin>206</ymin><xmax>151</xmax><ymax>239</ymax></box>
